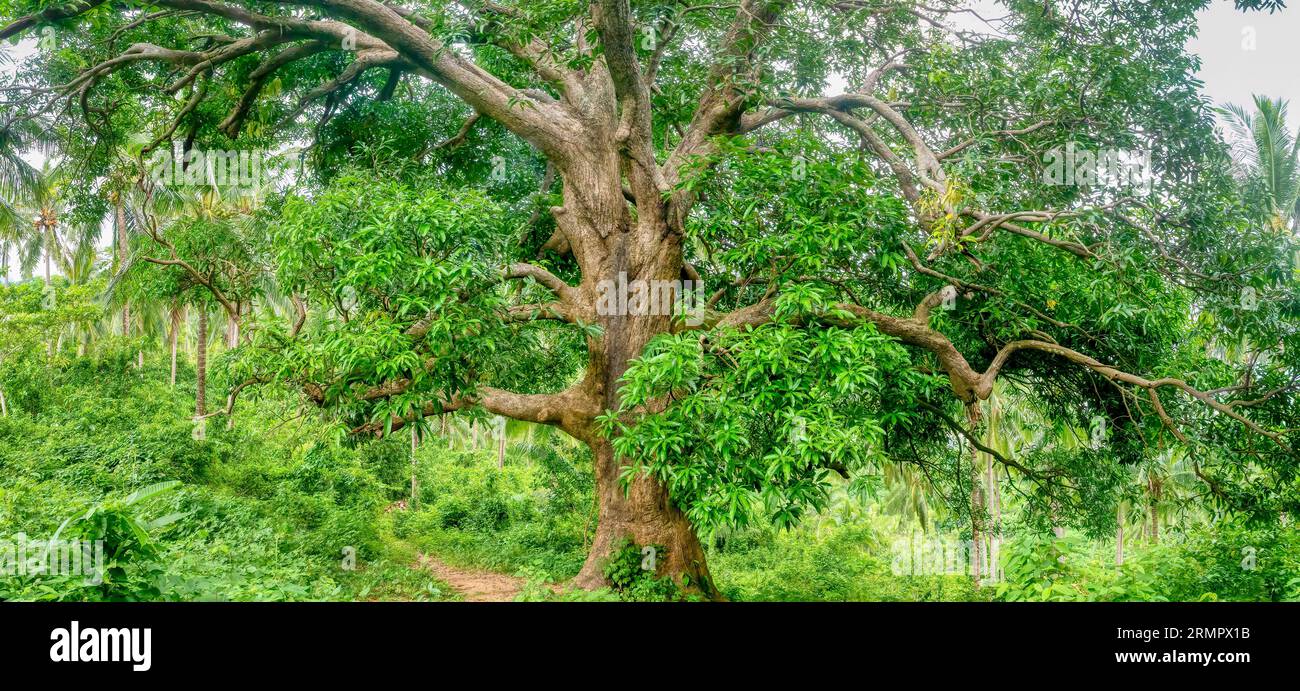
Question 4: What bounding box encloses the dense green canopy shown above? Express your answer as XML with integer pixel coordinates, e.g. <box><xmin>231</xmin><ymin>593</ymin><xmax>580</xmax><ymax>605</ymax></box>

<box><xmin>2</xmin><ymin>0</ymin><xmax>1297</xmax><ymax>595</ymax></box>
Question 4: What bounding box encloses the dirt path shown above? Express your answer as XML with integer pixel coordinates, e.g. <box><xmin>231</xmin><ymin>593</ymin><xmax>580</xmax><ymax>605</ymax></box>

<box><xmin>416</xmin><ymin>555</ymin><xmax>529</xmax><ymax>602</ymax></box>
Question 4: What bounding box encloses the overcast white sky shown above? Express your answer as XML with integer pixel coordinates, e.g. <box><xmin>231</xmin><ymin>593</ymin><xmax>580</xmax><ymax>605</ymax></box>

<box><xmin>1188</xmin><ymin>2</ymin><xmax>1300</xmax><ymax>130</ymax></box>
<box><xmin>2</xmin><ymin>2</ymin><xmax>1299</xmax><ymax>281</ymax></box>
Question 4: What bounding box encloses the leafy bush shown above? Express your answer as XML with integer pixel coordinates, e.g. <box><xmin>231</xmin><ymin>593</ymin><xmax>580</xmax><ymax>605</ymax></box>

<box><xmin>710</xmin><ymin>519</ymin><xmax>985</xmax><ymax>602</ymax></box>
<box><xmin>602</xmin><ymin>538</ymin><xmax>681</xmax><ymax>602</ymax></box>
<box><xmin>995</xmin><ymin>517</ymin><xmax>1300</xmax><ymax>602</ymax></box>
<box><xmin>392</xmin><ymin>445</ymin><xmax>592</xmax><ymax>582</ymax></box>
<box><xmin>4</xmin><ymin>340</ymin><xmax>1295</xmax><ymax>603</ymax></box>
<box><xmin>1</xmin><ymin>481</ymin><xmax>183</xmax><ymax>601</ymax></box>
<box><xmin>0</xmin><ymin>360</ymin><xmax>444</xmax><ymax>602</ymax></box>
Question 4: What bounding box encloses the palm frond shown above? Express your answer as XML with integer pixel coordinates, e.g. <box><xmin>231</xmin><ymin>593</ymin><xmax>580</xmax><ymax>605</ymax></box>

<box><xmin>1217</xmin><ymin>102</ymin><xmax>1260</xmax><ymax>175</ymax></box>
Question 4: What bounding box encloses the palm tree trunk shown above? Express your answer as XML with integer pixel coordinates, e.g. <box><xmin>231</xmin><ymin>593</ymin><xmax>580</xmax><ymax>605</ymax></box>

<box><xmin>971</xmin><ymin>470</ymin><xmax>984</xmax><ymax>583</ymax></box>
<box><xmin>966</xmin><ymin>405</ymin><xmax>984</xmax><ymax>584</ymax></box>
<box><xmin>196</xmin><ymin>308</ymin><xmax>207</xmax><ymax>419</ymax></box>
<box><xmin>988</xmin><ymin>454</ymin><xmax>1001</xmax><ymax>581</ymax></box>
<box><xmin>0</xmin><ymin>386</ymin><xmax>8</xmax><ymax>417</ymax></box>
<box><xmin>44</xmin><ymin>245</ymin><xmax>53</xmax><ymax>357</ymax></box>
<box><xmin>497</xmin><ymin>419</ymin><xmax>506</xmax><ymax>469</ymax></box>
<box><xmin>1147</xmin><ymin>476</ymin><xmax>1161</xmax><ymax>544</ymax></box>
<box><xmin>116</xmin><ymin>200</ymin><xmax>130</xmax><ymax>337</ymax></box>
<box><xmin>169</xmin><ymin>306</ymin><xmax>180</xmax><ymax>386</ymax></box>
<box><xmin>410</xmin><ymin>424</ymin><xmax>419</xmax><ymax>507</ymax></box>
<box><xmin>1116</xmin><ymin>503</ymin><xmax>1125</xmax><ymax>566</ymax></box>
<box><xmin>182</xmin><ymin>305</ymin><xmax>191</xmax><ymax>359</ymax></box>
<box><xmin>226</xmin><ymin>302</ymin><xmax>240</xmax><ymax>348</ymax></box>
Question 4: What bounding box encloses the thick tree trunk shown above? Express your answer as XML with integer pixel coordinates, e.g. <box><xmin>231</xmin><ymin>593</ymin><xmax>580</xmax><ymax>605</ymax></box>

<box><xmin>454</xmin><ymin>102</ymin><xmax>726</xmax><ymax>597</ymax></box>
<box><xmin>573</xmin><ymin>437</ymin><xmax>716</xmax><ymax>598</ymax></box>
<box><xmin>557</xmin><ymin>194</ymin><xmax>719</xmax><ymax>597</ymax></box>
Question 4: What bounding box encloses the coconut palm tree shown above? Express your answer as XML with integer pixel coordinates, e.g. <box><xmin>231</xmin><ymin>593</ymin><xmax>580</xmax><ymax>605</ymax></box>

<box><xmin>122</xmin><ymin>174</ymin><xmax>272</xmax><ymax>431</ymax></box>
<box><xmin>10</xmin><ymin>161</ymin><xmax>75</xmax><ymax>288</ymax></box>
<box><xmin>1219</xmin><ymin>95</ymin><xmax>1300</xmax><ymax>231</ymax></box>
<box><xmin>0</xmin><ymin>123</ymin><xmax>41</xmax><ymax>280</ymax></box>
<box><xmin>881</xmin><ymin>463</ymin><xmax>939</xmax><ymax>533</ymax></box>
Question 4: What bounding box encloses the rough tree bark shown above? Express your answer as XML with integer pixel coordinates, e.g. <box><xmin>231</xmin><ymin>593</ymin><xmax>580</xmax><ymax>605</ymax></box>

<box><xmin>575</xmin><ymin>438</ymin><xmax>713</xmax><ymax>594</ymax></box>
<box><xmin>551</xmin><ymin>133</ymin><xmax>720</xmax><ymax>594</ymax></box>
